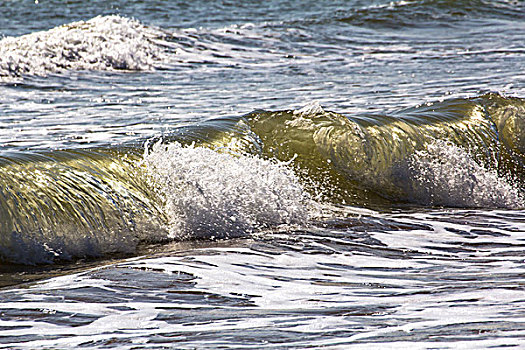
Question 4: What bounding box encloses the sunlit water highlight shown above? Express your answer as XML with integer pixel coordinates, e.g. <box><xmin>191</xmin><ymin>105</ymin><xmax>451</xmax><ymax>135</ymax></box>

<box><xmin>0</xmin><ymin>0</ymin><xmax>524</xmax><ymax>348</ymax></box>
<box><xmin>2</xmin><ymin>208</ymin><xmax>525</xmax><ymax>348</ymax></box>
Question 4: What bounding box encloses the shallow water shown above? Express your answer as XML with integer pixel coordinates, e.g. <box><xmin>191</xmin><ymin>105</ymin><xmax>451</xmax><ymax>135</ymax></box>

<box><xmin>1</xmin><ymin>0</ymin><xmax>525</xmax><ymax>348</ymax></box>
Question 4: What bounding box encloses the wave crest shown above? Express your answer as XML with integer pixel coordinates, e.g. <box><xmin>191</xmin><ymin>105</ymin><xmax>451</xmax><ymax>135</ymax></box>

<box><xmin>0</xmin><ymin>15</ymin><xmax>168</xmax><ymax>80</ymax></box>
<box><xmin>142</xmin><ymin>142</ymin><xmax>310</xmax><ymax>239</ymax></box>
<box><xmin>396</xmin><ymin>140</ymin><xmax>524</xmax><ymax>208</ymax></box>
<box><xmin>239</xmin><ymin>95</ymin><xmax>525</xmax><ymax>208</ymax></box>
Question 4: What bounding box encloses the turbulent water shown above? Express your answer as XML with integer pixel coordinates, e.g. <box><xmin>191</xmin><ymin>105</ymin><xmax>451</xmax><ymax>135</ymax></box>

<box><xmin>0</xmin><ymin>0</ymin><xmax>524</xmax><ymax>348</ymax></box>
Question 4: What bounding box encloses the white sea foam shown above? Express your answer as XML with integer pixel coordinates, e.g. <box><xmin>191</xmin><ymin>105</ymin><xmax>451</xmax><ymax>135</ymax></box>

<box><xmin>0</xmin><ymin>15</ymin><xmax>313</xmax><ymax>81</ymax></box>
<box><xmin>294</xmin><ymin>100</ymin><xmax>325</xmax><ymax>116</ymax></box>
<box><xmin>401</xmin><ymin>140</ymin><xmax>524</xmax><ymax>208</ymax></box>
<box><xmin>0</xmin><ymin>15</ymin><xmax>168</xmax><ymax>80</ymax></box>
<box><xmin>142</xmin><ymin>142</ymin><xmax>310</xmax><ymax>239</ymax></box>
<box><xmin>4</xmin><ymin>208</ymin><xmax>525</xmax><ymax>349</ymax></box>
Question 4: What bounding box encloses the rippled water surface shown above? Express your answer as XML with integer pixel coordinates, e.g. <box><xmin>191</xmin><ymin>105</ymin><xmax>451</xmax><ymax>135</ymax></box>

<box><xmin>1</xmin><ymin>0</ymin><xmax>524</xmax><ymax>348</ymax></box>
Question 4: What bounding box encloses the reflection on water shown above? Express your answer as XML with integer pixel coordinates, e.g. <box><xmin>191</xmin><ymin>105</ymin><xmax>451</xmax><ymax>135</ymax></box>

<box><xmin>1</xmin><ymin>0</ymin><xmax>524</xmax><ymax>348</ymax></box>
<box><xmin>2</xmin><ymin>208</ymin><xmax>525</xmax><ymax>348</ymax></box>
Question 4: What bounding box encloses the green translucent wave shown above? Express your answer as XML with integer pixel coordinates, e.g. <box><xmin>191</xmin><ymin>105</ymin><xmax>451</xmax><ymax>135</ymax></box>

<box><xmin>191</xmin><ymin>93</ymin><xmax>524</xmax><ymax>206</ymax></box>
<box><xmin>0</xmin><ymin>93</ymin><xmax>523</xmax><ymax>263</ymax></box>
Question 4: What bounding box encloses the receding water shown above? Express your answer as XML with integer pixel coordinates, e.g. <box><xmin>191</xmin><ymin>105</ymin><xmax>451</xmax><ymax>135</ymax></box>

<box><xmin>0</xmin><ymin>0</ymin><xmax>524</xmax><ymax>348</ymax></box>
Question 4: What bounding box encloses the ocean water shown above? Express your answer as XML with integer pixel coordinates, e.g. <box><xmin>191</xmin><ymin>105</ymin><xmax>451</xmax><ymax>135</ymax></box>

<box><xmin>1</xmin><ymin>0</ymin><xmax>525</xmax><ymax>348</ymax></box>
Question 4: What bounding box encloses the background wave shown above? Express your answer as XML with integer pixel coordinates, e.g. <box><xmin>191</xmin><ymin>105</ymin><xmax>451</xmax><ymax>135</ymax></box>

<box><xmin>336</xmin><ymin>0</ymin><xmax>525</xmax><ymax>29</ymax></box>
<box><xmin>0</xmin><ymin>15</ymin><xmax>169</xmax><ymax>81</ymax></box>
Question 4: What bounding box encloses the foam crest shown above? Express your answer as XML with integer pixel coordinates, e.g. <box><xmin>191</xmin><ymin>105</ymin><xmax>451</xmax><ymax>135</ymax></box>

<box><xmin>0</xmin><ymin>15</ymin><xmax>168</xmax><ymax>80</ymax></box>
<box><xmin>142</xmin><ymin>142</ymin><xmax>310</xmax><ymax>239</ymax></box>
<box><xmin>400</xmin><ymin>140</ymin><xmax>524</xmax><ymax>208</ymax></box>
<box><xmin>294</xmin><ymin>100</ymin><xmax>325</xmax><ymax>116</ymax></box>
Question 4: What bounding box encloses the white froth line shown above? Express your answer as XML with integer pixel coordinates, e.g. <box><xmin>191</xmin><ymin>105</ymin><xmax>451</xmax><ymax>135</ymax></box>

<box><xmin>0</xmin><ymin>313</ymin><xmax>291</xmax><ymax>349</ymax></box>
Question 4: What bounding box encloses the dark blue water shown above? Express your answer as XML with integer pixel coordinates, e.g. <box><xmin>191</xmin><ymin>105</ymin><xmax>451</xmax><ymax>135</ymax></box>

<box><xmin>1</xmin><ymin>0</ymin><xmax>525</xmax><ymax>348</ymax></box>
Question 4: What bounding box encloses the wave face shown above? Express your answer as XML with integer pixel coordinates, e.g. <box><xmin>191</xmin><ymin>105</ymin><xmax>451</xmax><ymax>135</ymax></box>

<box><xmin>188</xmin><ymin>93</ymin><xmax>524</xmax><ymax>208</ymax></box>
<box><xmin>0</xmin><ymin>15</ymin><xmax>168</xmax><ymax>81</ymax></box>
<box><xmin>0</xmin><ymin>93</ymin><xmax>524</xmax><ymax>264</ymax></box>
<box><xmin>0</xmin><ymin>145</ymin><xmax>309</xmax><ymax>264</ymax></box>
<box><xmin>0</xmin><ymin>149</ymin><xmax>166</xmax><ymax>264</ymax></box>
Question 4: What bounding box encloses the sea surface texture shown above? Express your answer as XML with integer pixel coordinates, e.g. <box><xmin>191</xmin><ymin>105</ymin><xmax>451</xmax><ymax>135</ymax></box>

<box><xmin>1</xmin><ymin>0</ymin><xmax>525</xmax><ymax>348</ymax></box>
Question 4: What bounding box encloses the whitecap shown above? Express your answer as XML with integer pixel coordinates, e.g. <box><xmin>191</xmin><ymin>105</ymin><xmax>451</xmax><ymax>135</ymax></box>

<box><xmin>142</xmin><ymin>142</ymin><xmax>310</xmax><ymax>239</ymax></box>
<box><xmin>399</xmin><ymin>140</ymin><xmax>524</xmax><ymax>208</ymax></box>
<box><xmin>0</xmin><ymin>15</ymin><xmax>168</xmax><ymax>80</ymax></box>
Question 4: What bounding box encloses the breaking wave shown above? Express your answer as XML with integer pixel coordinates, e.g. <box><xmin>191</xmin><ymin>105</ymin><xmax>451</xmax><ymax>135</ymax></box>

<box><xmin>0</xmin><ymin>15</ymin><xmax>169</xmax><ymax>81</ymax></box>
<box><xmin>397</xmin><ymin>140</ymin><xmax>523</xmax><ymax>207</ymax></box>
<box><xmin>0</xmin><ymin>145</ymin><xmax>309</xmax><ymax>264</ymax></box>
<box><xmin>233</xmin><ymin>93</ymin><xmax>525</xmax><ymax>207</ymax></box>
<box><xmin>0</xmin><ymin>93</ymin><xmax>524</xmax><ymax>264</ymax></box>
<box><xmin>142</xmin><ymin>142</ymin><xmax>309</xmax><ymax>239</ymax></box>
